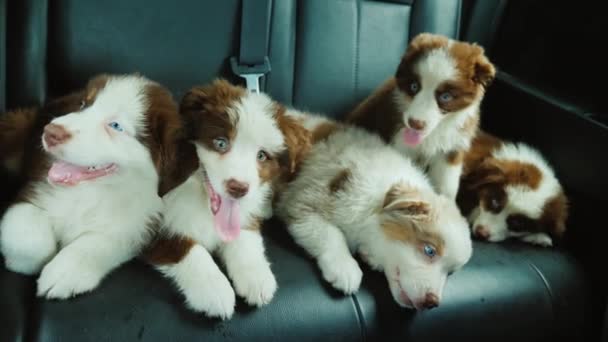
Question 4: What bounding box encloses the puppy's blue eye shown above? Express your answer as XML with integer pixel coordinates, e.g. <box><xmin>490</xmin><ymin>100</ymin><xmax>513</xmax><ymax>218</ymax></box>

<box><xmin>108</xmin><ymin>121</ymin><xmax>123</xmax><ymax>132</ymax></box>
<box><xmin>409</xmin><ymin>81</ymin><xmax>420</xmax><ymax>94</ymax></box>
<box><xmin>423</xmin><ymin>244</ymin><xmax>437</xmax><ymax>258</ymax></box>
<box><xmin>438</xmin><ymin>92</ymin><xmax>453</xmax><ymax>103</ymax></box>
<box><xmin>257</xmin><ymin>150</ymin><xmax>268</xmax><ymax>162</ymax></box>
<box><xmin>213</xmin><ymin>137</ymin><xmax>230</xmax><ymax>152</ymax></box>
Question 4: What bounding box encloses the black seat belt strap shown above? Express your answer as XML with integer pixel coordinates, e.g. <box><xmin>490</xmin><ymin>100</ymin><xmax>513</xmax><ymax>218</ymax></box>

<box><xmin>230</xmin><ymin>0</ymin><xmax>272</xmax><ymax>93</ymax></box>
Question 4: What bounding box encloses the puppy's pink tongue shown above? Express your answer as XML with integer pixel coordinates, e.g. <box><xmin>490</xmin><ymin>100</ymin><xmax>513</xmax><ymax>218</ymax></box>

<box><xmin>48</xmin><ymin>161</ymin><xmax>83</xmax><ymax>185</ymax></box>
<box><xmin>403</xmin><ymin>128</ymin><xmax>423</xmax><ymax>146</ymax></box>
<box><xmin>206</xmin><ymin>182</ymin><xmax>241</xmax><ymax>242</ymax></box>
<box><xmin>214</xmin><ymin>198</ymin><xmax>241</xmax><ymax>242</ymax></box>
<box><xmin>48</xmin><ymin>161</ymin><xmax>117</xmax><ymax>186</ymax></box>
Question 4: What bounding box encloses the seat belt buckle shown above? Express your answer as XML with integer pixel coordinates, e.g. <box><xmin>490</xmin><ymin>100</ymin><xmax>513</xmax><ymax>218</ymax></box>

<box><xmin>230</xmin><ymin>56</ymin><xmax>271</xmax><ymax>93</ymax></box>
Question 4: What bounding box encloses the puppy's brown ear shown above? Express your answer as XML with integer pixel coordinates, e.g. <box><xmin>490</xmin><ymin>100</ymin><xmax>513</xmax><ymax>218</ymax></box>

<box><xmin>540</xmin><ymin>191</ymin><xmax>569</xmax><ymax>239</ymax></box>
<box><xmin>274</xmin><ymin>105</ymin><xmax>312</xmax><ymax>178</ymax></box>
<box><xmin>43</xmin><ymin>91</ymin><xmax>87</xmax><ymax>117</ymax></box>
<box><xmin>84</xmin><ymin>74</ymin><xmax>112</xmax><ymax>103</ymax></box>
<box><xmin>144</xmin><ymin>84</ymin><xmax>199</xmax><ymax>197</ymax></box>
<box><xmin>382</xmin><ymin>184</ymin><xmax>432</xmax><ymax>222</ymax></box>
<box><xmin>473</xmin><ymin>50</ymin><xmax>496</xmax><ymax>88</ymax></box>
<box><xmin>179</xmin><ymin>79</ymin><xmax>245</xmax><ymax>139</ymax></box>
<box><xmin>157</xmin><ymin>139</ymin><xmax>199</xmax><ymax>197</ymax></box>
<box><xmin>464</xmin><ymin>158</ymin><xmax>505</xmax><ymax>190</ymax></box>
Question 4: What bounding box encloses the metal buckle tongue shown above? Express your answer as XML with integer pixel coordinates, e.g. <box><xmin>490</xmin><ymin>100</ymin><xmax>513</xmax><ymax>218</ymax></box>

<box><xmin>230</xmin><ymin>56</ymin><xmax>271</xmax><ymax>93</ymax></box>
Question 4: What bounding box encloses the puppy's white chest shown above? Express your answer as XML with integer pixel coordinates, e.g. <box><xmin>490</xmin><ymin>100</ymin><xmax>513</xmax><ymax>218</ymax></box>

<box><xmin>35</xmin><ymin>180</ymin><xmax>160</xmax><ymax>245</ymax></box>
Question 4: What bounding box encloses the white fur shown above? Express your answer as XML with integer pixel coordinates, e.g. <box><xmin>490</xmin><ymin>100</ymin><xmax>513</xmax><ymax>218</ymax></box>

<box><xmin>277</xmin><ymin>125</ymin><xmax>472</xmax><ymax>310</ymax></box>
<box><xmin>157</xmin><ymin>244</ymin><xmax>236</xmax><ymax>319</ymax></box>
<box><xmin>0</xmin><ymin>75</ymin><xmax>162</xmax><ymax>298</ymax></box>
<box><xmin>428</xmin><ymin>152</ymin><xmax>463</xmax><ymax>200</ymax></box>
<box><xmin>220</xmin><ymin>229</ymin><xmax>277</xmax><ymax>306</ymax></box>
<box><xmin>390</xmin><ymin>47</ymin><xmax>481</xmax><ymax>199</ymax></box>
<box><xmin>469</xmin><ymin>143</ymin><xmax>563</xmax><ymax>246</ymax></box>
<box><xmin>159</xmin><ymin>91</ymin><xmax>282</xmax><ymax>318</ymax></box>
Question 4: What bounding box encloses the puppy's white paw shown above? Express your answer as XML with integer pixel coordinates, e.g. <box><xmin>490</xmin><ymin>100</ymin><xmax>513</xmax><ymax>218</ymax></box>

<box><xmin>37</xmin><ymin>255</ymin><xmax>104</xmax><ymax>299</ymax></box>
<box><xmin>4</xmin><ymin>251</ymin><xmax>52</xmax><ymax>276</ymax></box>
<box><xmin>231</xmin><ymin>263</ymin><xmax>277</xmax><ymax>307</ymax></box>
<box><xmin>184</xmin><ymin>271</ymin><xmax>236</xmax><ymax>320</ymax></box>
<box><xmin>521</xmin><ymin>233</ymin><xmax>553</xmax><ymax>247</ymax></box>
<box><xmin>318</xmin><ymin>253</ymin><xmax>362</xmax><ymax>295</ymax></box>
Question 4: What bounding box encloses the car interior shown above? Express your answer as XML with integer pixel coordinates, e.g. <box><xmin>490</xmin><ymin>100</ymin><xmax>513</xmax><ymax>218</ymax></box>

<box><xmin>0</xmin><ymin>0</ymin><xmax>606</xmax><ymax>341</ymax></box>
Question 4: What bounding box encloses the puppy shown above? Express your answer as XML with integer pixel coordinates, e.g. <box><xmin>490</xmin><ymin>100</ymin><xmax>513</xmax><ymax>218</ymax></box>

<box><xmin>144</xmin><ymin>79</ymin><xmax>309</xmax><ymax>319</ymax></box>
<box><xmin>346</xmin><ymin>33</ymin><xmax>496</xmax><ymax>199</ymax></box>
<box><xmin>276</xmin><ymin>123</ymin><xmax>472</xmax><ymax>310</ymax></box>
<box><xmin>458</xmin><ymin>131</ymin><xmax>568</xmax><ymax>247</ymax></box>
<box><xmin>0</xmin><ymin>74</ymin><xmax>195</xmax><ymax>298</ymax></box>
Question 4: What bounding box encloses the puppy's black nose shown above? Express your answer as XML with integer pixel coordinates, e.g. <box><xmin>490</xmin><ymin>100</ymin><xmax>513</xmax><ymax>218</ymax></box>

<box><xmin>226</xmin><ymin>179</ymin><xmax>249</xmax><ymax>199</ymax></box>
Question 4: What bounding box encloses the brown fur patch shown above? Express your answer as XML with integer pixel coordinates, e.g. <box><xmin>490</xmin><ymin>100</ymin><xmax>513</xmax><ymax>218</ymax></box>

<box><xmin>180</xmin><ymin>79</ymin><xmax>243</xmax><ymax>152</ymax></box>
<box><xmin>496</xmin><ymin>160</ymin><xmax>543</xmax><ymax>189</ymax></box>
<box><xmin>479</xmin><ymin>186</ymin><xmax>507</xmax><ymax>214</ymax></box>
<box><xmin>462</xmin><ymin>130</ymin><xmax>502</xmax><ymax>176</ymax></box>
<box><xmin>345</xmin><ymin>78</ymin><xmax>403</xmax><ymax>143</ymax></box>
<box><xmin>446</xmin><ymin>150</ymin><xmax>464</xmax><ymax>165</ymax></box>
<box><xmin>0</xmin><ymin>108</ymin><xmax>39</xmax><ymax>173</ymax></box>
<box><xmin>274</xmin><ymin>105</ymin><xmax>312</xmax><ymax>178</ymax></box>
<box><xmin>311</xmin><ymin>121</ymin><xmax>339</xmax><ymax>144</ymax></box>
<box><xmin>245</xmin><ymin>216</ymin><xmax>263</xmax><ymax>232</ymax></box>
<box><xmin>465</xmin><ymin>157</ymin><xmax>543</xmax><ymax>191</ymax></box>
<box><xmin>143</xmin><ymin>235</ymin><xmax>195</xmax><ymax>265</ymax></box>
<box><xmin>84</xmin><ymin>74</ymin><xmax>111</xmax><ymax>105</ymax></box>
<box><xmin>435</xmin><ymin>79</ymin><xmax>479</xmax><ymax>112</ymax></box>
<box><xmin>383</xmin><ymin>184</ymin><xmax>431</xmax><ymax>221</ymax></box>
<box><xmin>329</xmin><ymin>169</ymin><xmax>351</xmax><ymax>193</ymax></box>
<box><xmin>540</xmin><ymin>191</ymin><xmax>568</xmax><ymax>238</ymax></box>
<box><xmin>381</xmin><ymin>220</ymin><xmax>445</xmax><ymax>257</ymax></box>
<box><xmin>140</xmin><ymin>82</ymin><xmax>199</xmax><ymax>197</ymax></box>
<box><xmin>448</xmin><ymin>41</ymin><xmax>496</xmax><ymax>89</ymax></box>
<box><xmin>258</xmin><ymin>158</ymin><xmax>281</xmax><ymax>184</ymax></box>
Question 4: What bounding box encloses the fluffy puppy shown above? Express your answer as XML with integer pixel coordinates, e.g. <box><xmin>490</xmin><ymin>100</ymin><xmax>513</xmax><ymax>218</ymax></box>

<box><xmin>276</xmin><ymin>124</ymin><xmax>472</xmax><ymax>310</ymax></box>
<box><xmin>0</xmin><ymin>74</ymin><xmax>195</xmax><ymax>298</ymax></box>
<box><xmin>145</xmin><ymin>79</ymin><xmax>309</xmax><ymax>319</ymax></box>
<box><xmin>458</xmin><ymin>131</ymin><xmax>568</xmax><ymax>247</ymax></box>
<box><xmin>346</xmin><ymin>33</ymin><xmax>496</xmax><ymax>199</ymax></box>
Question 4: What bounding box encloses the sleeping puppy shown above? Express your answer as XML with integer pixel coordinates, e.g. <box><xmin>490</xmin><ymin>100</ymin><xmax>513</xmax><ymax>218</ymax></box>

<box><xmin>276</xmin><ymin>121</ymin><xmax>472</xmax><ymax>310</ymax></box>
<box><xmin>458</xmin><ymin>131</ymin><xmax>568</xmax><ymax>247</ymax></box>
<box><xmin>0</xmin><ymin>74</ymin><xmax>196</xmax><ymax>298</ymax></box>
<box><xmin>145</xmin><ymin>79</ymin><xmax>309</xmax><ymax>319</ymax></box>
<box><xmin>346</xmin><ymin>33</ymin><xmax>496</xmax><ymax>199</ymax></box>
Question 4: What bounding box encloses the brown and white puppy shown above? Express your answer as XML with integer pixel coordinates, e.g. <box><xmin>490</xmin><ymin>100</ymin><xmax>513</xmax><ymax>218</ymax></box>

<box><xmin>0</xmin><ymin>74</ymin><xmax>196</xmax><ymax>299</ymax></box>
<box><xmin>346</xmin><ymin>33</ymin><xmax>496</xmax><ymax>199</ymax></box>
<box><xmin>458</xmin><ymin>131</ymin><xmax>568</xmax><ymax>247</ymax></box>
<box><xmin>276</xmin><ymin>123</ymin><xmax>473</xmax><ymax>310</ymax></box>
<box><xmin>145</xmin><ymin>79</ymin><xmax>310</xmax><ymax>319</ymax></box>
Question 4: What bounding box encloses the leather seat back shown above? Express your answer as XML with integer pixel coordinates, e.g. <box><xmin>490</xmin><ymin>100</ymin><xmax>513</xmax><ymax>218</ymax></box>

<box><xmin>4</xmin><ymin>0</ymin><xmax>461</xmax><ymax>118</ymax></box>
